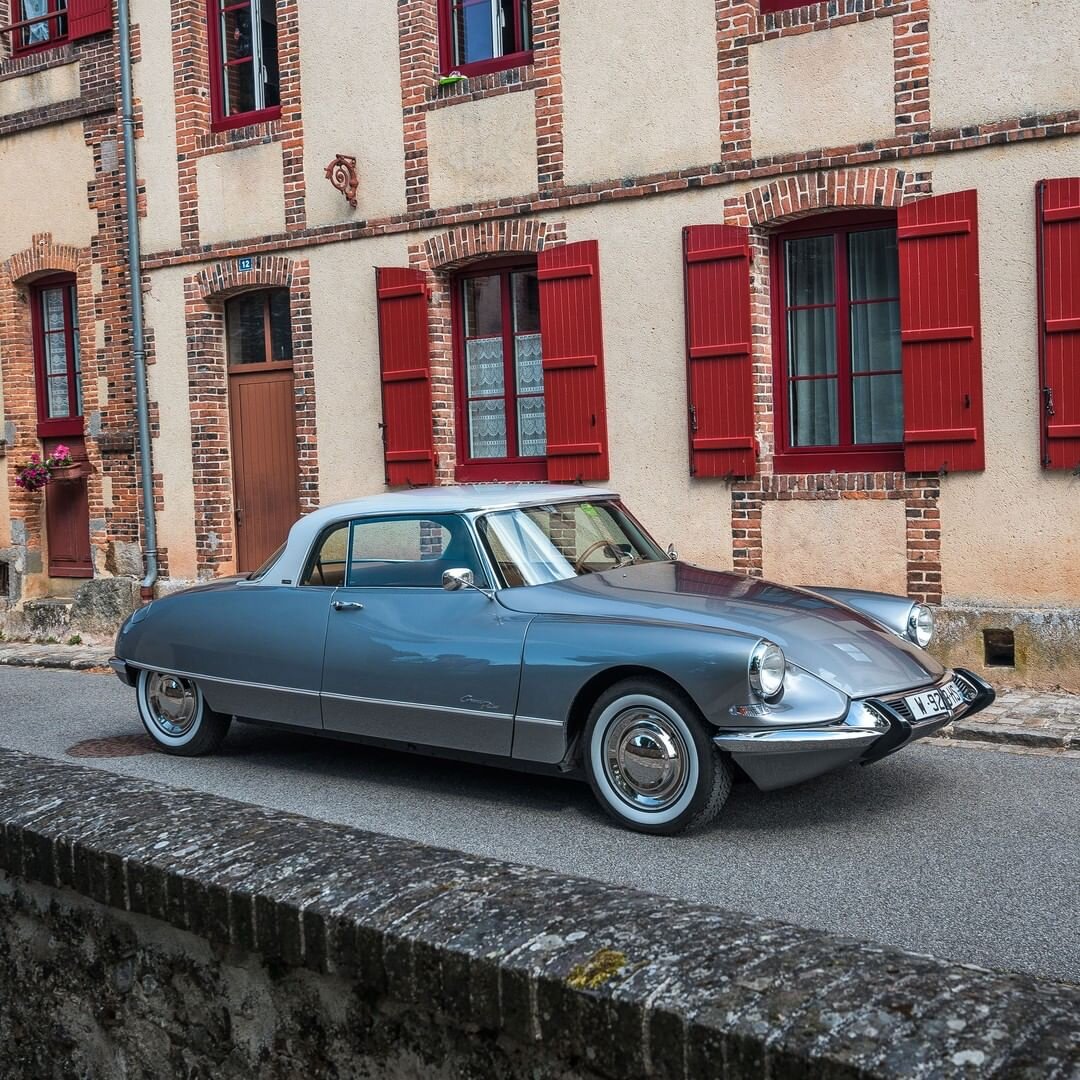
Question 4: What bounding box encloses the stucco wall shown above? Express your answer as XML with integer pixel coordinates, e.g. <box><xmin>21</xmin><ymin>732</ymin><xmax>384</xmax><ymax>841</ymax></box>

<box><xmin>307</xmin><ymin>237</ymin><xmax>404</xmax><ymax>506</ymax></box>
<box><xmin>561</xmin><ymin>0</ymin><xmax>721</xmax><ymax>186</ymax></box>
<box><xmin>132</xmin><ymin>0</ymin><xmax>182</xmax><ymax>253</ymax></box>
<box><xmin>556</xmin><ymin>193</ymin><xmax>738</xmax><ymax>567</ymax></box>
<box><xmin>749</xmin><ymin>17</ymin><xmax>895</xmax><ymax>159</ymax></box>
<box><xmin>0</xmin><ymin>60</ymin><xmax>79</xmax><ymax>116</ymax></box>
<box><xmin>0</xmin><ymin>121</ymin><xmax>96</xmax><ymax>261</ymax></box>
<box><xmin>932</xmin><ymin>139</ymin><xmax>1080</xmax><ymax>607</ymax></box>
<box><xmin>298</xmin><ymin>1</ymin><xmax>406</xmax><ymax>227</ymax></box>
<box><xmin>197</xmin><ymin>143</ymin><xmax>285</xmax><ymax>246</ymax></box>
<box><xmin>427</xmin><ymin>93</ymin><xmax>537</xmax><ymax>209</ymax></box>
<box><xmin>931</xmin><ymin>0</ymin><xmax>1080</xmax><ymax>130</ymax></box>
<box><xmin>143</xmin><ymin>268</ymin><xmax>197</xmax><ymax>580</ymax></box>
<box><xmin>761</xmin><ymin>500</ymin><xmax>908</xmax><ymax>594</ymax></box>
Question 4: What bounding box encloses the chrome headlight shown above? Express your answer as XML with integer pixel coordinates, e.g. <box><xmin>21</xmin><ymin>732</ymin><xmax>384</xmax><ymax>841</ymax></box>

<box><xmin>749</xmin><ymin>641</ymin><xmax>786</xmax><ymax>700</ymax></box>
<box><xmin>907</xmin><ymin>604</ymin><xmax>934</xmax><ymax>648</ymax></box>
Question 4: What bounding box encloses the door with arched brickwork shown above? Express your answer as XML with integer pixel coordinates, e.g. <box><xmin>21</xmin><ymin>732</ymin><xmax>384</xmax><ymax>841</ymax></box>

<box><xmin>225</xmin><ymin>289</ymin><xmax>300</xmax><ymax>572</ymax></box>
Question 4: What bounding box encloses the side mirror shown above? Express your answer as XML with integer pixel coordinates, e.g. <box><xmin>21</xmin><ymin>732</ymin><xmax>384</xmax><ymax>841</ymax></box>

<box><xmin>667</xmin><ymin>543</ymin><xmax>679</xmax><ymax>562</ymax></box>
<box><xmin>442</xmin><ymin>568</ymin><xmax>474</xmax><ymax>592</ymax></box>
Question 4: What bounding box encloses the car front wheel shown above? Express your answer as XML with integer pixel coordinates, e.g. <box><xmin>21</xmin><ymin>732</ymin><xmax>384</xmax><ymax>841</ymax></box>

<box><xmin>136</xmin><ymin>669</ymin><xmax>231</xmax><ymax>756</ymax></box>
<box><xmin>584</xmin><ymin>678</ymin><xmax>732</xmax><ymax>835</ymax></box>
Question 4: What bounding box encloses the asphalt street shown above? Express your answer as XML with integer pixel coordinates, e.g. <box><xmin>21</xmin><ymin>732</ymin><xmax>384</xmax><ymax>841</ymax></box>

<box><xmin>1</xmin><ymin>665</ymin><xmax>1077</xmax><ymax>984</ymax></box>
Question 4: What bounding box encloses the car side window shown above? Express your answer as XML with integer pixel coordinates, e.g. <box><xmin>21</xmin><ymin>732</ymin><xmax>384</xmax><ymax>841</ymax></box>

<box><xmin>346</xmin><ymin>514</ymin><xmax>487</xmax><ymax>589</ymax></box>
<box><xmin>300</xmin><ymin>524</ymin><xmax>350</xmax><ymax>587</ymax></box>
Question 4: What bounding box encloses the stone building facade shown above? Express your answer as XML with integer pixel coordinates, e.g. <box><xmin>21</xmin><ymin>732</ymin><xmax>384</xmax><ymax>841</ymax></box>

<box><xmin>0</xmin><ymin>0</ymin><xmax>1077</xmax><ymax>686</ymax></box>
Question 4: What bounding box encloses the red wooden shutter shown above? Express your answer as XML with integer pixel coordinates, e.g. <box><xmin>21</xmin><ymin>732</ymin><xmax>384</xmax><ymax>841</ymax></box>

<box><xmin>537</xmin><ymin>240</ymin><xmax>610</xmax><ymax>482</ymax></box>
<box><xmin>1038</xmin><ymin>177</ymin><xmax>1080</xmax><ymax>471</ymax></box>
<box><xmin>897</xmin><ymin>189</ymin><xmax>985</xmax><ymax>473</ymax></box>
<box><xmin>683</xmin><ymin>225</ymin><xmax>756</xmax><ymax>477</ymax></box>
<box><xmin>68</xmin><ymin>0</ymin><xmax>113</xmax><ymax>40</ymax></box>
<box><xmin>375</xmin><ymin>268</ymin><xmax>436</xmax><ymax>487</ymax></box>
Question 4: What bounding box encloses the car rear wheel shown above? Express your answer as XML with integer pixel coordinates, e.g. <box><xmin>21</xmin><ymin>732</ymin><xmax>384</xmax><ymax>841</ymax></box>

<box><xmin>583</xmin><ymin>678</ymin><xmax>732</xmax><ymax>835</ymax></box>
<box><xmin>136</xmin><ymin>669</ymin><xmax>231</xmax><ymax>756</ymax></box>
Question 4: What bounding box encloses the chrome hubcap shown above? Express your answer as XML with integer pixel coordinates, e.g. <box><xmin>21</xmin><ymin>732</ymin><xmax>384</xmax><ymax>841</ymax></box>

<box><xmin>603</xmin><ymin>708</ymin><xmax>688</xmax><ymax>811</ymax></box>
<box><xmin>145</xmin><ymin>673</ymin><xmax>198</xmax><ymax>738</ymax></box>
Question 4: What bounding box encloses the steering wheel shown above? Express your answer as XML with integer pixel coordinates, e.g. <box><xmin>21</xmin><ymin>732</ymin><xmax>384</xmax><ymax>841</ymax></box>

<box><xmin>574</xmin><ymin>539</ymin><xmax>622</xmax><ymax>573</ymax></box>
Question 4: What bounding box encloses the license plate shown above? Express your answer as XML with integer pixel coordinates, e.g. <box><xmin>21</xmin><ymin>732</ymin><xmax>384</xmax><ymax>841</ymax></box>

<box><xmin>905</xmin><ymin>681</ymin><xmax>965</xmax><ymax>721</ymax></box>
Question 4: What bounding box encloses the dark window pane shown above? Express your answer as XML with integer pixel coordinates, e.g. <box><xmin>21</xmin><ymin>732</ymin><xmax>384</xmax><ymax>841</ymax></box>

<box><xmin>454</xmin><ymin>0</ymin><xmax>494</xmax><ymax>65</ymax></box>
<box><xmin>848</xmin><ymin>228</ymin><xmax>899</xmax><ymax>301</ymax></box>
<box><xmin>511</xmin><ymin>270</ymin><xmax>539</xmax><ymax>333</ymax></box>
<box><xmin>785</xmin><ymin>235</ymin><xmax>834</xmax><ymax>306</ymax></box>
<box><xmin>787</xmin><ymin>308</ymin><xmax>836</xmax><ymax>377</ymax></box>
<box><xmin>851</xmin><ymin>300</ymin><xmax>900</xmax><ymax>373</ymax></box>
<box><xmin>519</xmin><ymin>0</ymin><xmax>531</xmax><ymax>50</ymax></box>
<box><xmin>853</xmin><ymin>373</ymin><xmax>903</xmax><ymax>444</ymax></box>
<box><xmin>260</xmin><ymin>0</ymin><xmax>280</xmax><ymax>107</ymax></box>
<box><xmin>463</xmin><ymin>275</ymin><xmax>503</xmax><ymax>337</ymax></box>
<box><xmin>21</xmin><ymin>0</ymin><xmax>65</xmax><ymax>45</ymax></box>
<box><xmin>226</xmin><ymin>292</ymin><xmax>268</xmax><ymax>365</ymax></box>
<box><xmin>498</xmin><ymin>0</ymin><xmax>515</xmax><ymax>54</ymax></box>
<box><xmin>269</xmin><ymin>290</ymin><xmax>293</xmax><ymax>360</ymax></box>
<box><xmin>223</xmin><ymin>4</ymin><xmax>253</xmax><ymax>60</ymax></box>
<box><xmin>791</xmin><ymin>379</ymin><xmax>838</xmax><ymax>447</ymax></box>
<box><xmin>302</xmin><ymin>524</ymin><xmax>349</xmax><ymax>587</ymax></box>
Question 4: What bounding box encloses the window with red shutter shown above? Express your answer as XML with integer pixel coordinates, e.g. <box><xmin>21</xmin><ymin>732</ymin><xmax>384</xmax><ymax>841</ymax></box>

<box><xmin>897</xmin><ymin>189</ymin><xmax>985</xmax><ymax>473</ymax></box>
<box><xmin>68</xmin><ymin>0</ymin><xmax>111</xmax><ymax>40</ymax></box>
<box><xmin>1037</xmin><ymin>177</ymin><xmax>1080</xmax><ymax>471</ymax></box>
<box><xmin>375</xmin><ymin>268</ymin><xmax>437</xmax><ymax>488</ymax></box>
<box><xmin>537</xmin><ymin>240</ymin><xmax>610</xmax><ymax>483</ymax></box>
<box><xmin>770</xmin><ymin>212</ymin><xmax>904</xmax><ymax>474</ymax></box>
<box><xmin>683</xmin><ymin>225</ymin><xmax>756</xmax><ymax>478</ymax></box>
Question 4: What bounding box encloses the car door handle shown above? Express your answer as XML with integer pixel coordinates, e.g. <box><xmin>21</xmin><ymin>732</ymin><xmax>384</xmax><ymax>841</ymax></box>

<box><xmin>332</xmin><ymin>600</ymin><xmax>364</xmax><ymax>611</ymax></box>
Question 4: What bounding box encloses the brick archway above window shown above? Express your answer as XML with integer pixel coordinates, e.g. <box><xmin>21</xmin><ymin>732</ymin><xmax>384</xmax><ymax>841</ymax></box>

<box><xmin>420</xmin><ymin>219</ymin><xmax>567</xmax><ymax>272</ymax></box>
<box><xmin>2</xmin><ymin>233</ymin><xmax>83</xmax><ymax>285</ymax></box>
<box><xmin>735</xmin><ymin>168</ymin><xmax>930</xmax><ymax>229</ymax></box>
<box><xmin>192</xmin><ymin>256</ymin><xmax>296</xmax><ymax>302</ymax></box>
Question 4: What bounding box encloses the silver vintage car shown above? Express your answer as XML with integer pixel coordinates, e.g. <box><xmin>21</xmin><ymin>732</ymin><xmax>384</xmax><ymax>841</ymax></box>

<box><xmin>112</xmin><ymin>485</ymin><xmax>994</xmax><ymax>834</ymax></box>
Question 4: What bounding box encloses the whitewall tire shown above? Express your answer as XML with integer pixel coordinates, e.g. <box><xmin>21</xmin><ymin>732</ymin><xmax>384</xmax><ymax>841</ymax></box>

<box><xmin>584</xmin><ymin>679</ymin><xmax>732</xmax><ymax>835</ymax></box>
<box><xmin>136</xmin><ymin>669</ymin><xmax>231</xmax><ymax>756</ymax></box>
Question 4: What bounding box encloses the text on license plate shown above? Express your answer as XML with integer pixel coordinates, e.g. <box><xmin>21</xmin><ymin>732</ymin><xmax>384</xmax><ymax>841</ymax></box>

<box><xmin>905</xmin><ymin>681</ymin><xmax>965</xmax><ymax>720</ymax></box>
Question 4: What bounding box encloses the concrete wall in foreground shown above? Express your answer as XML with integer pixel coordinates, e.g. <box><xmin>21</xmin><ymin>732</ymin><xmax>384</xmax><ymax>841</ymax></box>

<box><xmin>1</xmin><ymin>749</ymin><xmax>1076</xmax><ymax>1080</ymax></box>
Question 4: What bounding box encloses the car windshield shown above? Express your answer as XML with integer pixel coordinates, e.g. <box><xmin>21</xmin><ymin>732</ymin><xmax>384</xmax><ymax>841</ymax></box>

<box><xmin>477</xmin><ymin>500</ymin><xmax>667</xmax><ymax>587</ymax></box>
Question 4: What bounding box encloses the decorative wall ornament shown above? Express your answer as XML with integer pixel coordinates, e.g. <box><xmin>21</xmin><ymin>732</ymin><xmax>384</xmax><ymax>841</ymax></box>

<box><xmin>324</xmin><ymin>154</ymin><xmax>359</xmax><ymax>209</ymax></box>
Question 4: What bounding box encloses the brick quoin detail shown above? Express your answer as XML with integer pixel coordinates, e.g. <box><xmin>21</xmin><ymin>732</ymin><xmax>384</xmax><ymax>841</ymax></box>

<box><xmin>184</xmin><ymin>256</ymin><xmax>317</xmax><ymax>578</ymax></box>
<box><xmin>408</xmin><ymin>220</ymin><xmax>566</xmax><ymax>484</ymax></box>
<box><xmin>723</xmin><ymin>167</ymin><xmax>942</xmax><ymax>605</ymax></box>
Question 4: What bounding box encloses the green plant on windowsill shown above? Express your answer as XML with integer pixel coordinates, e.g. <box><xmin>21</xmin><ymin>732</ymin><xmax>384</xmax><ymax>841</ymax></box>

<box><xmin>438</xmin><ymin>71</ymin><xmax>467</xmax><ymax>88</ymax></box>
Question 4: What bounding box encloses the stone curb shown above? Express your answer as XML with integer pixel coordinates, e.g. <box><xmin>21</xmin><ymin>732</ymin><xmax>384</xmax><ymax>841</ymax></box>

<box><xmin>0</xmin><ymin>748</ymin><xmax>1077</xmax><ymax>1079</ymax></box>
<box><xmin>0</xmin><ymin>647</ymin><xmax>112</xmax><ymax>671</ymax></box>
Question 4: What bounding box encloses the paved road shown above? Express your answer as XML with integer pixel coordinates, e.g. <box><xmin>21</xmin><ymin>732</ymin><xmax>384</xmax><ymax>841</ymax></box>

<box><xmin>1</xmin><ymin>665</ymin><xmax>1077</xmax><ymax>984</ymax></box>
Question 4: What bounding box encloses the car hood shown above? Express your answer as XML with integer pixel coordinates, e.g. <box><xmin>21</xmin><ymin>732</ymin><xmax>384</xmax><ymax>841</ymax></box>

<box><xmin>497</xmin><ymin>561</ymin><xmax>944</xmax><ymax>699</ymax></box>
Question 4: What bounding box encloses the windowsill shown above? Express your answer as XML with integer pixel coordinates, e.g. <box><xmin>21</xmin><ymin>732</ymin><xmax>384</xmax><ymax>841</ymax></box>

<box><xmin>455</xmin><ymin>459</ymin><xmax>547</xmax><ymax>483</ymax></box>
<box><xmin>8</xmin><ymin>38</ymin><xmax>70</xmax><ymax>60</ymax></box>
<box><xmin>759</xmin><ymin>0</ymin><xmax>817</xmax><ymax>12</ymax></box>
<box><xmin>0</xmin><ymin>41</ymin><xmax>73</xmax><ymax>79</ymax></box>
<box><xmin>442</xmin><ymin>50</ymin><xmax>533</xmax><ymax>80</ymax></box>
<box><xmin>771</xmin><ymin>447</ymin><xmax>905</xmax><ymax>475</ymax></box>
<box><xmin>210</xmin><ymin>105</ymin><xmax>282</xmax><ymax>134</ymax></box>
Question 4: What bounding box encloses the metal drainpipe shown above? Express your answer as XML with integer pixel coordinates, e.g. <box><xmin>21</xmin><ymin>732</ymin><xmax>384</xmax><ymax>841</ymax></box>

<box><xmin>117</xmin><ymin>0</ymin><xmax>158</xmax><ymax>601</ymax></box>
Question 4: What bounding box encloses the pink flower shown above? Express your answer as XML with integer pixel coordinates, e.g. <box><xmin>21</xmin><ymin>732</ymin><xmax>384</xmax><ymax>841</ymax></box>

<box><xmin>53</xmin><ymin>444</ymin><xmax>71</xmax><ymax>461</ymax></box>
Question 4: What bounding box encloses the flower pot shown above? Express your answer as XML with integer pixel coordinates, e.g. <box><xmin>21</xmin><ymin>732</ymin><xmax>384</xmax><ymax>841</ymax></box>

<box><xmin>49</xmin><ymin>464</ymin><xmax>84</xmax><ymax>482</ymax></box>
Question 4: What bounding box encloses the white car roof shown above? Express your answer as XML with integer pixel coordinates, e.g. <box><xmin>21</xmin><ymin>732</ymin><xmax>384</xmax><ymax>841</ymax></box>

<box><xmin>260</xmin><ymin>483</ymin><xmax>619</xmax><ymax>584</ymax></box>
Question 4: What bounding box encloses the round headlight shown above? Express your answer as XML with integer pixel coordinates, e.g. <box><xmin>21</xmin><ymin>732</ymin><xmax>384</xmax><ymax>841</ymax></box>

<box><xmin>908</xmin><ymin>604</ymin><xmax>934</xmax><ymax>648</ymax></box>
<box><xmin>749</xmin><ymin>641</ymin><xmax>786</xmax><ymax>700</ymax></box>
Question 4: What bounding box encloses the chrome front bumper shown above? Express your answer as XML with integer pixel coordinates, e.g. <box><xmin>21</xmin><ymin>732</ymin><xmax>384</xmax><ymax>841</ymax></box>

<box><xmin>713</xmin><ymin>668</ymin><xmax>995</xmax><ymax>791</ymax></box>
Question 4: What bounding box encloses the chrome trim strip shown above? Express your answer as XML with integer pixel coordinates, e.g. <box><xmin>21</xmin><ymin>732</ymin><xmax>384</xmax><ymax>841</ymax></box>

<box><xmin>515</xmin><ymin>715</ymin><xmax>564</xmax><ymax>727</ymax></box>
<box><xmin>321</xmin><ymin>691</ymin><xmax>513</xmax><ymax>722</ymax></box>
<box><xmin>713</xmin><ymin>702</ymin><xmax>889</xmax><ymax>756</ymax></box>
<box><xmin>123</xmin><ymin>662</ymin><xmax>320</xmax><ymax>697</ymax></box>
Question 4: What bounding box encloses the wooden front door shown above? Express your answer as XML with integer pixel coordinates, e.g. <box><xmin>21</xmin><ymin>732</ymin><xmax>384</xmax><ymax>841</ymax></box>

<box><xmin>225</xmin><ymin>288</ymin><xmax>301</xmax><ymax>573</ymax></box>
<box><xmin>32</xmin><ymin>276</ymin><xmax>93</xmax><ymax>579</ymax></box>
<box><xmin>44</xmin><ymin>436</ymin><xmax>93</xmax><ymax>578</ymax></box>
<box><xmin>229</xmin><ymin>367</ymin><xmax>300</xmax><ymax>571</ymax></box>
